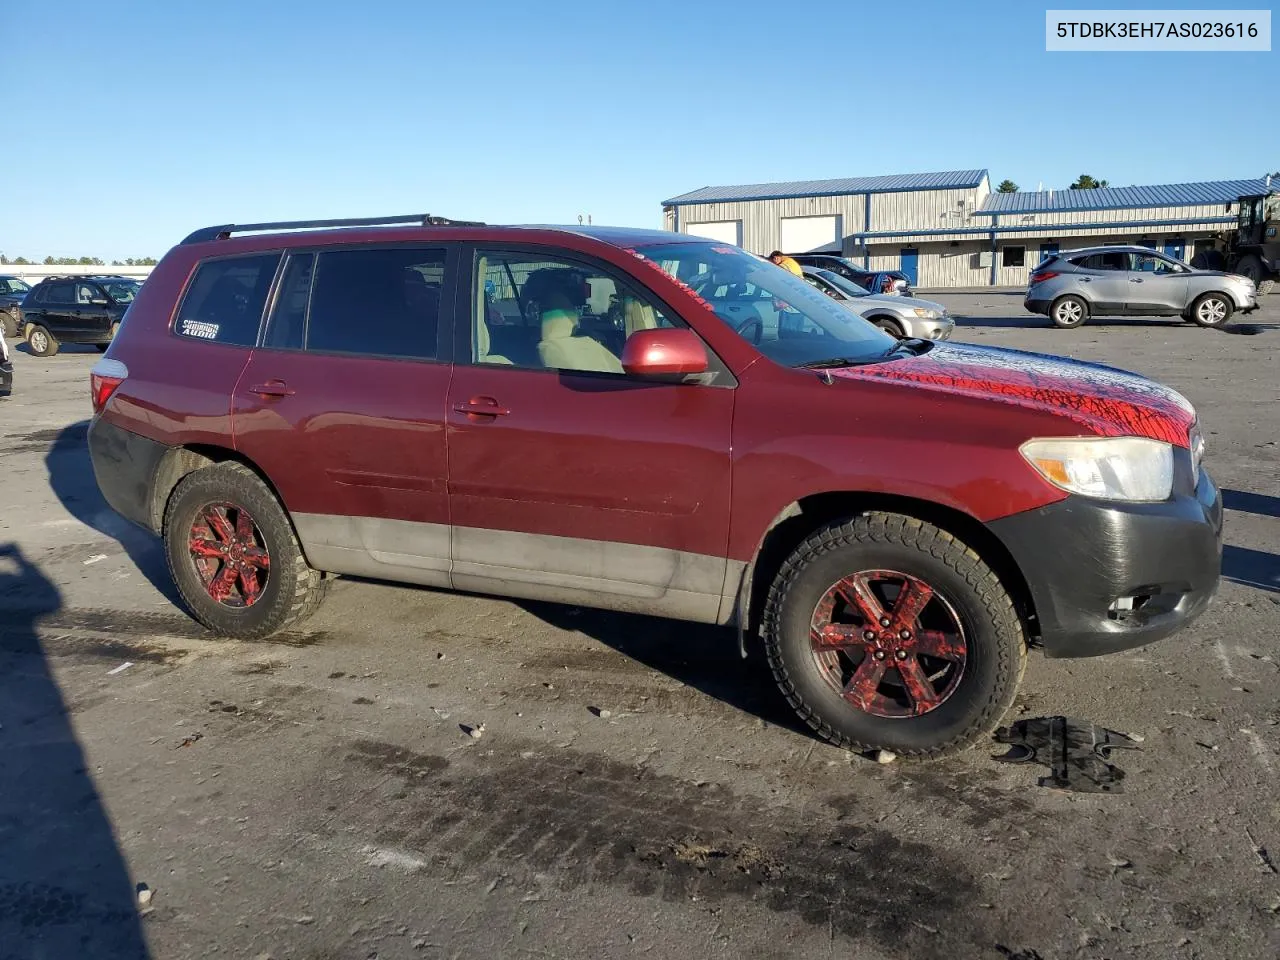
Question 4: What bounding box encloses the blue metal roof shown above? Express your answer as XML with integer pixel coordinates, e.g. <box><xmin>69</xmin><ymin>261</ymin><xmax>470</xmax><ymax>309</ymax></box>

<box><xmin>662</xmin><ymin>169</ymin><xmax>988</xmax><ymax>206</ymax></box>
<box><xmin>976</xmin><ymin>178</ymin><xmax>1272</xmax><ymax>215</ymax></box>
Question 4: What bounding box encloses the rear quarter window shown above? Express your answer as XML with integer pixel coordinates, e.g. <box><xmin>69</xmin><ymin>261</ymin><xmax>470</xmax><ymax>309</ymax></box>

<box><xmin>176</xmin><ymin>253</ymin><xmax>281</xmax><ymax>346</ymax></box>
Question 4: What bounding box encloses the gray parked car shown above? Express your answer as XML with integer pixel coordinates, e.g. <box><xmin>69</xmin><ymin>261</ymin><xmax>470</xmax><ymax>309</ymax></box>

<box><xmin>1025</xmin><ymin>245</ymin><xmax>1258</xmax><ymax>329</ymax></box>
<box><xmin>801</xmin><ymin>266</ymin><xmax>954</xmax><ymax>339</ymax></box>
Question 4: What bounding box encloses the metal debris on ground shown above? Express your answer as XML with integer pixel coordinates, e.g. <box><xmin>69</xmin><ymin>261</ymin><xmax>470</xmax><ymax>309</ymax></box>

<box><xmin>107</xmin><ymin>661</ymin><xmax>133</xmax><ymax>675</ymax></box>
<box><xmin>136</xmin><ymin>884</ymin><xmax>153</xmax><ymax>906</ymax></box>
<box><xmin>83</xmin><ymin>554</ymin><xmax>109</xmax><ymax>565</ymax></box>
<box><xmin>588</xmin><ymin>706</ymin><xmax>612</xmax><ymax>719</ymax></box>
<box><xmin>992</xmin><ymin>716</ymin><xmax>1140</xmax><ymax>793</ymax></box>
<box><xmin>176</xmin><ymin>732</ymin><xmax>204</xmax><ymax>749</ymax></box>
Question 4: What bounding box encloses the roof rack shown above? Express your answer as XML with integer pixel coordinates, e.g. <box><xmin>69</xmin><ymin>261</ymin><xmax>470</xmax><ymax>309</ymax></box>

<box><xmin>181</xmin><ymin>214</ymin><xmax>486</xmax><ymax>245</ymax></box>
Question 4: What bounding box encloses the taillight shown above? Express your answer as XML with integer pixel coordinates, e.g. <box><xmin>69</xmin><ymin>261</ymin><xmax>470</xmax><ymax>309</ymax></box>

<box><xmin>90</xmin><ymin>357</ymin><xmax>128</xmax><ymax>414</ymax></box>
<box><xmin>1030</xmin><ymin>271</ymin><xmax>1060</xmax><ymax>284</ymax></box>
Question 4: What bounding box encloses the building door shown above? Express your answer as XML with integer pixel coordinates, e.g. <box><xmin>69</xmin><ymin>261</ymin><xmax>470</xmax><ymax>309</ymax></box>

<box><xmin>1162</xmin><ymin>238</ymin><xmax>1186</xmax><ymax>263</ymax></box>
<box><xmin>1038</xmin><ymin>242</ymin><xmax>1059</xmax><ymax>263</ymax></box>
<box><xmin>899</xmin><ymin>249</ymin><xmax>918</xmax><ymax>287</ymax></box>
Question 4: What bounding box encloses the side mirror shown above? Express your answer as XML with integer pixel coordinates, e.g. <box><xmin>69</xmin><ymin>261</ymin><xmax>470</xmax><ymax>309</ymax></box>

<box><xmin>620</xmin><ymin>328</ymin><xmax>708</xmax><ymax>377</ymax></box>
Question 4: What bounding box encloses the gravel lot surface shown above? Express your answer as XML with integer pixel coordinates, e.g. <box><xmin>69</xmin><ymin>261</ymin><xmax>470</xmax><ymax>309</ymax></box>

<box><xmin>2</xmin><ymin>294</ymin><xmax>1277</xmax><ymax>960</ymax></box>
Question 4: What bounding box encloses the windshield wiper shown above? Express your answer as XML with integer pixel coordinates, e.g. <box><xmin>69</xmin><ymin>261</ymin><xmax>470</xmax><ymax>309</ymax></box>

<box><xmin>881</xmin><ymin>337</ymin><xmax>933</xmax><ymax>359</ymax></box>
<box><xmin>795</xmin><ymin>356</ymin><xmax>881</xmax><ymax>369</ymax></box>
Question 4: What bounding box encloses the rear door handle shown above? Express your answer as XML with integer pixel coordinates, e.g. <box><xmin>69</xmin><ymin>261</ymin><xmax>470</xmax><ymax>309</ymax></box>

<box><xmin>1129</xmin><ymin>278</ymin><xmax>1143</xmax><ymax>283</ymax></box>
<box><xmin>453</xmin><ymin>396</ymin><xmax>510</xmax><ymax>420</ymax></box>
<box><xmin>249</xmin><ymin>380</ymin><xmax>294</xmax><ymax>398</ymax></box>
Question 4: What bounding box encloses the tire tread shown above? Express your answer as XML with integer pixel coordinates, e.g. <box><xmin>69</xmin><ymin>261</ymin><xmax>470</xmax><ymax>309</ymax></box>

<box><xmin>761</xmin><ymin>512</ymin><xmax>1025</xmax><ymax>760</ymax></box>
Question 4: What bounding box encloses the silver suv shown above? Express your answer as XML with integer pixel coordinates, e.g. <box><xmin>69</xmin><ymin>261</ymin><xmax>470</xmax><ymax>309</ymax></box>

<box><xmin>1025</xmin><ymin>245</ymin><xmax>1258</xmax><ymax>329</ymax></box>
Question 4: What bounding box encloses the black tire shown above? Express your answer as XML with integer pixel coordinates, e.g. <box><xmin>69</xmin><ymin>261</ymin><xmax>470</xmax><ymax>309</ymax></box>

<box><xmin>1235</xmin><ymin>254</ymin><xmax>1264</xmax><ymax>286</ymax></box>
<box><xmin>163</xmin><ymin>462</ymin><xmax>327</xmax><ymax>639</ymax></box>
<box><xmin>1202</xmin><ymin>249</ymin><xmax>1227</xmax><ymax>271</ymax></box>
<box><xmin>1190</xmin><ymin>292</ymin><xmax>1233</xmax><ymax>328</ymax></box>
<box><xmin>26</xmin><ymin>325</ymin><xmax>59</xmax><ymax>357</ymax></box>
<box><xmin>1050</xmin><ymin>295</ymin><xmax>1088</xmax><ymax>329</ymax></box>
<box><xmin>1</xmin><ymin>310</ymin><xmax>16</xmax><ymax>340</ymax></box>
<box><xmin>762</xmin><ymin>513</ymin><xmax>1026</xmax><ymax>759</ymax></box>
<box><xmin>871</xmin><ymin>316</ymin><xmax>904</xmax><ymax>338</ymax></box>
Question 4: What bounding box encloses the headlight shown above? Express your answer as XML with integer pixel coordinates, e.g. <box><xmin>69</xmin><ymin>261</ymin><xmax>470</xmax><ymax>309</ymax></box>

<box><xmin>1020</xmin><ymin>437</ymin><xmax>1173</xmax><ymax>502</ymax></box>
<box><xmin>912</xmin><ymin>308</ymin><xmax>939</xmax><ymax>318</ymax></box>
<box><xmin>1189</xmin><ymin>424</ymin><xmax>1205</xmax><ymax>476</ymax></box>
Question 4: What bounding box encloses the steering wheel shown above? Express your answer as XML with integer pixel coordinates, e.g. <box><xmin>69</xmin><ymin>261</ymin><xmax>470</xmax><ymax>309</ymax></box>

<box><xmin>733</xmin><ymin>316</ymin><xmax>763</xmax><ymax>344</ymax></box>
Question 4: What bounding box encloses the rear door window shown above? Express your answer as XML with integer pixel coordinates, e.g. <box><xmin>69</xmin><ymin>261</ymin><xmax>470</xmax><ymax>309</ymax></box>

<box><xmin>177</xmin><ymin>254</ymin><xmax>281</xmax><ymax>345</ymax></box>
<box><xmin>305</xmin><ymin>247</ymin><xmax>446</xmax><ymax>360</ymax></box>
<box><xmin>1075</xmin><ymin>252</ymin><xmax>1129</xmax><ymax>271</ymax></box>
<box><xmin>44</xmin><ymin>282</ymin><xmax>75</xmax><ymax>304</ymax></box>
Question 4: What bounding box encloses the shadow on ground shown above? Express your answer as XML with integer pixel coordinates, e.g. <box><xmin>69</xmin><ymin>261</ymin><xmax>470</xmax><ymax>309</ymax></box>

<box><xmin>517</xmin><ymin>601</ymin><xmax>811</xmax><ymax>735</ymax></box>
<box><xmin>0</xmin><ymin>543</ymin><xmax>150</xmax><ymax>958</ymax></box>
<box><xmin>44</xmin><ymin>420</ymin><xmax>180</xmax><ymax>605</ymax></box>
<box><xmin>1222</xmin><ymin>488</ymin><xmax>1280</xmax><ymax>519</ymax></box>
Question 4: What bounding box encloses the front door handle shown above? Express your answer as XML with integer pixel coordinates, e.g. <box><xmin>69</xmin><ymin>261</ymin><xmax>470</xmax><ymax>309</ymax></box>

<box><xmin>249</xmin><ymin>380</ymin><xmax>294</xmax><ymax>398</ymax></box>
<box><xmin>453</xmin><ymin>396</ymin><xmax>510</xmax><ymax>420</ymax></box>
<box><xmin>1129</xmin><ymin>278</ymin><xmax>1143</xmax><ymax>283</ymax></box>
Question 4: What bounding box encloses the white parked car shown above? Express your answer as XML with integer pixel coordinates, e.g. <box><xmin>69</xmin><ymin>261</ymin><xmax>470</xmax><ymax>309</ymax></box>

<box><xmin>801</xmin><ymin>266</ymin><xmax>954</xmax><ymax>339</ymax></box>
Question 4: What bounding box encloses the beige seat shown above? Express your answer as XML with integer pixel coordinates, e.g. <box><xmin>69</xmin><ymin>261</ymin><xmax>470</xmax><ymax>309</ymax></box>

<box><xmin>474</xmin><ymin>256</ymin><xmax>512</xmax><ymax>365</ymax></box>
<box><xmin>623</xmin><ymin>296</ymin><xmax>660</xmax><ymax>337</ymax></box>
<box><xmin>538</xmin><ymin>311</ymin><xmax>623</xmax><ymax>374</ymax></box>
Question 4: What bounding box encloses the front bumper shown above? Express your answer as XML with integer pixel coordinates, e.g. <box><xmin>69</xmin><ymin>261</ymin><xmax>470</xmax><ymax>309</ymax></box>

<box><xmin>989</xmin><ymin>459</ymin><xmax>1223</xmax><ymax>658</ymax></box>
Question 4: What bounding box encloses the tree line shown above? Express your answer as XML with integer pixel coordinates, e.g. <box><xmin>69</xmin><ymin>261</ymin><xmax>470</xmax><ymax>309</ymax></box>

<box><xmin>0</xmin><ymin>255</ymin><xmax>157</xmax><ymax>266</ymax></box>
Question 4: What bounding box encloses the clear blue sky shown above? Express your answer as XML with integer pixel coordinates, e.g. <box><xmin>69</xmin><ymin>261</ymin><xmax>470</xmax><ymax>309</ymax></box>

<box><xmin>3</xmin><ymin>0</ymin><xmax>1276</xmax><ymax>260</ymax></box>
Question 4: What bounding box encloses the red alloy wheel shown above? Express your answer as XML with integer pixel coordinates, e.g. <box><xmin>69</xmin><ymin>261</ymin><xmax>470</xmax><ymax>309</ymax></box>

<box><xmin>810</xmin><ymin>569</ymin><xmax>967</xmax><ymax>718</ymax></box>
<box><xmin>187</xmin><ymin>502</ymin><xmax>271</xmax><ymax>608</ymax></box>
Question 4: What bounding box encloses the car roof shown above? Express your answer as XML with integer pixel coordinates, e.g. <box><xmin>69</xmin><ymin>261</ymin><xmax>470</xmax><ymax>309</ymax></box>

<box><xmin>178</xmin><ymin>216</ymin><xmax>699</xmax><ymax>253</ymax></box>
<box><xmin>1060</xmin><ymin>245</ymin><xmax>1160</xmax><ymax>257</ymax></box>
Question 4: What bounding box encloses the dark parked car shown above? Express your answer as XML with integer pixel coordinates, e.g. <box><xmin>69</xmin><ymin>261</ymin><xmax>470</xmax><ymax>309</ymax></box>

<box><xmin>0</xmin><ymin>275</ymin><xmax>31</xmax><ymax>339</ymax></box>
<box><xmin>788</xmin><ymin>254</ymin><xmax>914</xmax><ymax>296</ymax></box>
<box><xmin>88</xmin><ymin>215</ymin><xmax>1221</xmax><ymax>759</ymax></box>
<box><xmin>19</xmin><ymin>275</ymin><xmax>139</xmax><ymax>355</ymax></box>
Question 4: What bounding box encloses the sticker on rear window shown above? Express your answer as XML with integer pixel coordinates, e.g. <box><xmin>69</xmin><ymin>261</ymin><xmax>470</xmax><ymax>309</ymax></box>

<box><xmin>181</xmin><ymin>319</ymin><xmax>219</xmax><ymax>340</ymax></box>
<box><xmin>711</xmin><ymin>246</ymin><xmax>737</xmax><ymax>254</ymax></box>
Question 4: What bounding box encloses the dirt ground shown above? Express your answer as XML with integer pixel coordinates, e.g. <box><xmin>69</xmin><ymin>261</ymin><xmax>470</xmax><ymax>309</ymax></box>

<box><xmin>2</xmin><ymin>294</ymin><xmax>1278</xmax><ymax>960</ymax></box>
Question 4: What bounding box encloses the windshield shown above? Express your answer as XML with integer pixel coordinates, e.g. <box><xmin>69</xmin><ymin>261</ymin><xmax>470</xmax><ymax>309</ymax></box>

<box><xmin>632</xmin><ymin>242</ymin><xmax>895</xmax><ymax>367</ymax></box>
<box><xmin>102</xmin><ymin>280</ymin><xmax>140</xmax><ymax>302</ymax></box>
<box><xmin>814</xmin><ymin>269</ymin><xmax>870</xmax><ymax>298</ymax></box>
<box><xmin>0</xmin><ymin>278</ymin><xmax>30</xmax><ymax>295</ymax></box>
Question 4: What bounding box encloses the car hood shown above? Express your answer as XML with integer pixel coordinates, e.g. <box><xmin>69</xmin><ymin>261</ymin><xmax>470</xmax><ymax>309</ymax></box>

<box><xmin>858</xmin><ymin>293</ymin><xmax>947</xmax><ymax>314</ymax></box>
<box><xmin>829</xmin><ymin>342</ymin><xmax>1196</xmax><ymax>446</ymax></box>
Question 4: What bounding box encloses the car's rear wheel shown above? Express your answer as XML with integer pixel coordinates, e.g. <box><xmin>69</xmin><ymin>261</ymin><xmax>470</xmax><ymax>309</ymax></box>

<box><xmin>1190</xmin><ymin>292</ymin><xmax>1233</xmax><ymax>328</ymax></box>
<box><xmin>871</xmin><ymin>317</ymin><xmax>904</xmax><ymax>338</ymax></box>
<box><xmin>163</xmin><ymin>462</ymin><xmax>327</xmax><ymax>639</ymax></box>
<box><xmin>26</xmin><ymin>325</ymin><xmax>59</xmax><ymax>357</ymax></box>
<box><xmin>762</xmin><ymin>513</ymin><xmax>1025</xmax><ymax>759</ymax></box>
<box><xmin>1050</xmin><ymin>295</ymin><xmax>1088</xmax><ymax>329</ymax></box>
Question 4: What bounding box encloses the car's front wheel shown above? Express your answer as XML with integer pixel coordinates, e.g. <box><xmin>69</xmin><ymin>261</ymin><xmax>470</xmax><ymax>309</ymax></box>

<box><xmin>1050</xmin><ymin>295</ymin><xmax>1088</xmax><ymax>328</ymax></box>
<box><xmin>1190</xmin><ymin>292</ymin><xmax>1233</xmax><ymax>328</ymax></box>
<box><xmin>1</xmin><ymin>310</ymin><xmax>17</xmax><ymax>340</ymax></box>
<box><xmin>871</xmin><ymin>316</ymin><xmax>904</xmax><ymax>338</ymax></box>
<box><xmin>163</xmin><ymin>462</ymin><xmax>327</xmax><ymax>639</ymax></box>
<box><xmin>762</xmin><ymin>513</ymin><xmax>1025</xmax><ymax>759</ymax></box>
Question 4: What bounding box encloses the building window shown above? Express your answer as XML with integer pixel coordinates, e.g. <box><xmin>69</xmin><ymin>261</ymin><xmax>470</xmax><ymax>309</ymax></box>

<box><xmin>1002</xmin><ymin>246</ymin><xmax>1025</xmax><ymax>268</ymax></box>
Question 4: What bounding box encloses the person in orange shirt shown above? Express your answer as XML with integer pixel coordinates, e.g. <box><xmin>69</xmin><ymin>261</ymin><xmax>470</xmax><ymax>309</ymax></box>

<box><xmin>768</xmin><ymin>250</ymin><xmax>804</xmax><ymax>277</ymax></box>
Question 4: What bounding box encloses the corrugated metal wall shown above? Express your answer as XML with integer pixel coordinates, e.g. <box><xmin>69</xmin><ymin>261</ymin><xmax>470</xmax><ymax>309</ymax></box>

<box><xmin>665</xmin><ymin>179</ymin><xmax>1233</xmax><ymax>287</ymax></box>
<box><xmin>667</xmin><ymin>195</ymin><xmax>867</xmax><ymax>254</ymax></box>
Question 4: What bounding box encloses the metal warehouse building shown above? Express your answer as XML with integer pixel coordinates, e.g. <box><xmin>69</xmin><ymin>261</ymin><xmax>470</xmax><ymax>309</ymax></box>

<box><xmin>661</xmin><ymin>170</ymin><xmax>1273</xmax><ymax>288</ymax></box>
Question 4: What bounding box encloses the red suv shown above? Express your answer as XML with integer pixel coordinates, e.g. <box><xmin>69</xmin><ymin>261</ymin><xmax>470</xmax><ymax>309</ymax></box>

<box><xmin>88</xmin><ymin>215</ymin><xmax>1223</xmax><ymax>758</ymax></box>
